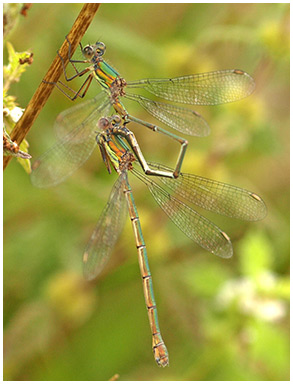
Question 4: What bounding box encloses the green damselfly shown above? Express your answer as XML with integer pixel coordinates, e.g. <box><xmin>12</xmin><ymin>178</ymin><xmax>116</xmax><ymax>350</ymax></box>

<box><xmin>83</xmin><ymin>115</ymin><xmax>267</xmax><ymax>366</ymax></box>
<box><xmin>33</xmin><ymin>37</ymin><xmax>255</xmax><ymax>184</ymax></box>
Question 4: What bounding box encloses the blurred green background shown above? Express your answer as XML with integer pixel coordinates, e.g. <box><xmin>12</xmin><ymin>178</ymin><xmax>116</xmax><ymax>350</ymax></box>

<box><xmin>3</xmin><ymin>3</ymin><xmax>289</xmax><ymax>381</ymax></box>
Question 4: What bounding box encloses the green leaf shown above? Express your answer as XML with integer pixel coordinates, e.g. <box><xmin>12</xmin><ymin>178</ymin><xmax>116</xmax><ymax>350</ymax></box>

<box><xmin>4</xmin><ymin>42</ymin><xmax>33</xmax><ymax>91</ymax></box>
<box><xmin>3</xmin><ymin>43</ymin><xmax>33</xmax><ymax>174</ymax></box>
<box><xmin>3</xmin><ymin>117</ymin><xmax>32</xmax><ymax>173</ymax></box>
<box><xmin>17</xmin><ymin>140</ymin><xmax>32</xmax><ymax>173</ymax></box>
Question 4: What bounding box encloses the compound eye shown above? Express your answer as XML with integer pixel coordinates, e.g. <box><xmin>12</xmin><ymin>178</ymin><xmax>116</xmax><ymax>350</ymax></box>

<box><xmin>83</xmin><ymin>45</ymin><xmax>94</xmax><ymax>58</ymax></box>
<box><xmin>95</xmin><ymin>41</ymin><xmax>106</xmax><ymax>56</ymax></box>
<box><xmin>97</xmin><ymin>117</ymin><xmax>110</xmax><ymax>130</ymax></box>
<box><xmin>112</xmin><ymin>115</ymin><xmax>122</xmax><ymax>125</ymax></box>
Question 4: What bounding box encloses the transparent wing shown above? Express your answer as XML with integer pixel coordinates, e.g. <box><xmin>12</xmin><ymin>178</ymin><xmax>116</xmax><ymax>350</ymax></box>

<box><xmin>150</xmin><ymin>163</ymin><xmax>267</xmax><ymax>221</ymax></box>
<box><xmin>30</xmin><ymin>96</ymin><xmax>111</xmax><ymax>188</ymax></box>
<box><xmin>54</xmin><ymin>92</ymin><xmax>109</xmax><ymax>138</ymax></box>
<box><xmin>125</xmin><ymin>93</ymin><xmax>210</xmax><ymax>136</ymax></box>
<box><xmin>132</xmin><ymin>168</ymin><xmax>232</xmax><ymax>258</ymax></box>
<box><xmin>127</xmin><ymin>69</ymin><xmax>255</xmax><ymax>105</ymax></box>
<box><xmin>83</xmin><ymin>174</ymin><xmax>128</xmax><ymax>281</ymax></box>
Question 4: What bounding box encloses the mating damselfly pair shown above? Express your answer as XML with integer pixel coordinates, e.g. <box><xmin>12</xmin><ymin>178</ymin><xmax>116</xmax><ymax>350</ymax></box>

<box><xmin>31</xmin><ymin>38</ymin><xmax>266</xmax><ymax>366</ymax></box>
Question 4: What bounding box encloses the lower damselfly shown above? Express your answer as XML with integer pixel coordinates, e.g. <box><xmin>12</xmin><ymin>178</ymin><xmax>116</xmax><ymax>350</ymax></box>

<box><xmin>83</xmin><ymin>115</ymin><xmax>267</xmax><ymax>366</ymax></box>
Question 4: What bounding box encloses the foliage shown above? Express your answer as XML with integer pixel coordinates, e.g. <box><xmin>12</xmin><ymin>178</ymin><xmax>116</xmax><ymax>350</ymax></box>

<box><xmin>3</xmin><ymin>41</ymin><xmax>33</xmax><ymax>172</ymax></box>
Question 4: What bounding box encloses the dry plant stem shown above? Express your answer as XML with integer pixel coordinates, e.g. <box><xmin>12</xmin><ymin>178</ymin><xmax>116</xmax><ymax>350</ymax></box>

<box><xmin>3</xmin><ymin>3</ymin><xmax>101</xmax><ymax>170</ymax></box>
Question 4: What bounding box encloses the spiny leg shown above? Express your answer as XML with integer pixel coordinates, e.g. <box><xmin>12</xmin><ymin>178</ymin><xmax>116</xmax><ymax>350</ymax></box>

<box><xmin>112</xmin><ymin>123</ymin><xmax>179</xmax><ymax>179</ymax></box>
<box><xmin>104</xmin><ymin>114</ymin><xmax>186</xmax><ymax>179</ymax></box>
<box><xmin>42</xmin><ymin>36</ymin><xmax>94</xmax><ymax>100</ymax></box>
<box><xmin>126</xmin><ymin>114</ymin><xmax>188</xmax><ymax>178</ymax></box>
<box><xmin>59</xmin><ymin>35</ymin><xmax>91</xmax><ymax>81</ymax></box>
<box><xmin>43</xmin><ymin>74</ymin><xmax>93</xmax><ymax>100</ymax></box>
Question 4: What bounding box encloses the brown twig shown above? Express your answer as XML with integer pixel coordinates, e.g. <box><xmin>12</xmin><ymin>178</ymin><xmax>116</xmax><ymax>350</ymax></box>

<box><xmin>3</xmin><ymin>3</ymin><xmax>101</xmax><ymax>170</ymax></box>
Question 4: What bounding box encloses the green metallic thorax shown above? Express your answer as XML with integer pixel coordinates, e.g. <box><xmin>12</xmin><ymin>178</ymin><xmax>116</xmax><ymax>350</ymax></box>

<box><xmin>97</xmin><ymin>133</ymin><xmax>127</xmax><ymax>174</ymax></box>
<box><xmin>93</xmin><ymin>60</ymin><xmax>120</xmax><ymax>89</ymax></box>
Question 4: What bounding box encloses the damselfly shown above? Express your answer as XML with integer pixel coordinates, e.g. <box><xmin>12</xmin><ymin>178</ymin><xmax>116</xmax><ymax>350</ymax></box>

<box><xmin>83</xmin><ymin>115</ymin><xmax>267</xmax><ymax>366</ymax></box>
<box><xmin>34</xmin><ymin>37</ymin><xmax>255</xmax><ymax>183</ymax></box>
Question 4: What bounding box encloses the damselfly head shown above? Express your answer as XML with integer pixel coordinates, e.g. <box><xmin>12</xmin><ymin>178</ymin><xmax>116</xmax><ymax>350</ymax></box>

<box><xmin>82</xmin><ymin>42</ymin><xmax>106</xmax><ymax>60</ymax></box>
